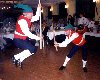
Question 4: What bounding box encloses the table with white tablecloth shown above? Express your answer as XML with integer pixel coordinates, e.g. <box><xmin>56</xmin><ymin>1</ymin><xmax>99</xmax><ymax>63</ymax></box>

<box><xmin>47</xmin><ymin>30</ymin><xmax>100</xmax><ymax>40</ymax></box>
<box><xmin>47</xmin><ymin>30</ymin><xmax>100</xmax><ymax>49</ymax></box>
<box><xmin>83</xmin><ymin>32</ymin><xmax>100</xmax><ymax>38</ymax></box>
<box><xmin>46</xmin><ymin>30</ymin><xmax>66</xmax><ymax>45</ymax></box>
<box><xmin>3</xmin><ymin>33</ymin><xmax>14</xmax><ymax>40</ymax></box>
<box><xmin>47</xmin><ymin>30</ymin><xmax>65</xmax><ymax>40</ymax></box>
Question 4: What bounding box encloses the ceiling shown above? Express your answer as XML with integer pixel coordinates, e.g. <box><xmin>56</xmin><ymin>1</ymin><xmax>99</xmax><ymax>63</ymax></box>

<box><xmin>24</xmin><ymin>0</ymin><xmax>66</xmax><ymax>5</ymax></box>
<box><xmin>0</xmin><ymin>0</ymin><xmax>66</xmax><ymax>7</ymax></box>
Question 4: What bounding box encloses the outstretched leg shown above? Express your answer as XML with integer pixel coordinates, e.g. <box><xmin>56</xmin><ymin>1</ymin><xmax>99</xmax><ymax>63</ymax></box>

<box><xmin>59</xmin><ymin>45</ymin><xmax>78</xmax><ymax>70</ymax></box>
<box><xmin>81</xmin><ymin>43</ymin><xmax>87</xmax><ymax>72</ymax></box>
<box><xmin>12</xmin><ymin>39</ymin><xmax>37</xmax><ymax>69</ymax></box>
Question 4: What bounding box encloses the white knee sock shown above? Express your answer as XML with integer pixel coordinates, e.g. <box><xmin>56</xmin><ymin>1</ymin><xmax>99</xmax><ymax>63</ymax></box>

<box><xmin>14</xmin><ymin>50</ymin><xmax>29</xmax><ymax>60</ymax></box>
<box><xmin>82</xmin><ymin>60</ymin><xmax>87</xmax><ymax>68</ymax></box>
<box><xmin>63</xmin><ymin>56</ymin><xmax>70</xmax><ymax>67</ymax></box>
<box><xmin>14</xmin><ymin>50</ymin><xmax>34</xmax><ymax>62</ymax></box>
<box><xmin>19</xmin><ymin>50</ymin><xmax>34</xmax><ymax>62</ymax></box>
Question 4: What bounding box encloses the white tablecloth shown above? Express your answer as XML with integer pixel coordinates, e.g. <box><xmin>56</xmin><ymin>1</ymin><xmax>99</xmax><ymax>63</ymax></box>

<box><xmin>83</xmin><ymin>32</ymin><xmax>100</xmax><ymax>38</ymax></box>
<box><xmin>47</xmin><ymin>30</ymin><xmax>65</xmax><ymax>40</ymax></box>
<box><xmin>47</xmin><ymin>30</ymin><xmax>100</xmax><ymax>40</ymax></box>
<box><xmin>3</xmin><ymin>33</ymin><xmax>14</xmax><ymax>40</ymax></box>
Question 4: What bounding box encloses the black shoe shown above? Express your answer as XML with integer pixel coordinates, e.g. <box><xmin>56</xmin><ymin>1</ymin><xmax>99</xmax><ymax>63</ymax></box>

<box><xmin>83</xmin><ymin>67</ymin><xmax>87</xmax><ymax>72</ymax></box>
<box><xmin>12</xmin><ymin>56</ymin><xmax>16</xmax><ymax>64</ymax></box>
<box><xmin>17</xmin><ymin>59</ymin><xmax>23</xmax><ymax>70</ymax></box>
<box><xmin>12</xmin><ymin>56</ymin><xmax>18</xmax><ymax>67</ymax></box>
<box><xmin>59</xmin><ymin>66</ymin><xmax>66</xmax><ymax>70</ymax></box>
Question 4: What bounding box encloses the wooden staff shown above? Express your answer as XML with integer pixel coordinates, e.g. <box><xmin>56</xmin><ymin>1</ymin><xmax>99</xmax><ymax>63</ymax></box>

<box><xmin>52</xmin><ymin>23</ymin><xmax>58</xmax><ymax>51</ymax></box>
<box><xmin>39</xmin><ymin>0</ymin><xmax>42</xmax><ymax>49</ymax></box>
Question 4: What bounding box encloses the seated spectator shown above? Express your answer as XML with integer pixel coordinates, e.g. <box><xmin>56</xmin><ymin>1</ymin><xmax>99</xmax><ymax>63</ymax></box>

<box><xmin>78</xmin><ymin>13</ymin><xmax>89</xmax><ymax>26</ymax></box>
<box><xmin>0</xmin><ymin>36</ymin><xmax>7</xmax><ymax>50</ymax></box>
<box><xmin>42</xmin><ymin>20</ymin><xmax>49</xmax><ymax>44</ymax></box>
<box><xmin>67</xmin><ymin>15</ymin><xmax>75</xmax><ymax>26</ymax></box>
<box><xmin>87</xmin><ymin>18</ymin><xmax>95</xmax><ymax>32</ymax></box>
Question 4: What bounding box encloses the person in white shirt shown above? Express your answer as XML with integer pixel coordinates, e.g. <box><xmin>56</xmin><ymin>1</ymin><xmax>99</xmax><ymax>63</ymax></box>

<box><xmin>12</xmin><ymin>4</ymin><xmax>41</xmax><ymax>69</ymax></box>
<box><xmin>78</xmin><ymin>13</ymin><xmax>89</xmax><ymax>26</ymax></box>
<box><xmin>87</xmin><ymin>18</ymin><xmax>95</xmax><ymax>32</ymax></box>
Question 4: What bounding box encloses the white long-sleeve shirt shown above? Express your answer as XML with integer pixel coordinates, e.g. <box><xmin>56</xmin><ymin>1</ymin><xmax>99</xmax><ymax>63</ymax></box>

<box><xmin>88</xmin><ymin>21</ymin><xmax>95</xmax><ymax>28</ymax></box>
<box><xmin>78</xmin><ymin>17</ymin><xmax>89</xmax><ymax>26</ymax></box>
<box><xmin>17</xmin><ymin>7</ymin><xmax>40</xmax><ymax>40</ymax></box>
<box><xmin>58</xmin><ymin>33</ymin><xmax>79</xmax><ymax>47</ymax></box>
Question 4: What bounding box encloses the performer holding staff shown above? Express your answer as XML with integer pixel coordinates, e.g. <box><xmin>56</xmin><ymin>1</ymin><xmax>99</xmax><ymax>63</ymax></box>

<box><xmin>54</xmin><ymin>24</ymin><xmax>88</xmax><ymax>72</ymax></box>
<box><xmin>12</xmin><ymin>3</ymin><xmax>42</xmax><ymax>69</ymax></box>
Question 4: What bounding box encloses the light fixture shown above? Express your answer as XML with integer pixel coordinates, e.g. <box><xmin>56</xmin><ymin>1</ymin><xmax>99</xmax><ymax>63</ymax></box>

<box><xmin>41</xmin><ymin>9</ymin><xmax>43</xmax><ymax>13</ymax></box>
<box><xmin>4</xmin><ymin>7</ymin><xmax>5</xmax><ymax>9</ymax></box>
<box><xmin>65</xmin><ymin>4</ymin><xmax>69</xmax><ymax>8</ymax></box>
<box><xmin>93</xmin><ymin>0</ymin><xmax>96</xmax><ymax>2</ymax></box>
<box><xmin>50</xmin><ymin>6</ymin><xmax>53</xmax><ymax>11</ymax></box>
<box><xmin>93</xmin><ymin>0</ymin><xmax>100</xmax><ymax>3</ymax></box>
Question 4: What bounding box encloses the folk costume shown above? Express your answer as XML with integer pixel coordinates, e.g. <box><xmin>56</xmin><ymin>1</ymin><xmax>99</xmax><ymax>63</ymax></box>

<box><xmin>12</xmin><ymin>4</ymin><xmax>40</xmax><ymax>69</ymax></box>
<box><xmin>58</xmin><ymin>24</ymin><xmax>87</xmax><ymax>72</ymax></box>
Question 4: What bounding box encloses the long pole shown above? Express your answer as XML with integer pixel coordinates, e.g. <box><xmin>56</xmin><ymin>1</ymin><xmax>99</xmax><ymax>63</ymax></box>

<box><xmin>53</xmin><ymin>23</ymin><xmax>58</xmax><ymax>51</ymax></box>
<box><xmin>39</xmin><ymin>0</ymin><xmax>42</xmax><ymax>49</ymax></box>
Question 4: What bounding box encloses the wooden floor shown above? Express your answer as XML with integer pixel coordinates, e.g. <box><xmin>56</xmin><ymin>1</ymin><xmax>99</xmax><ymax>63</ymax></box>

<box><xmin>0</xmin><ymin>44</ymin><xmax>100</xmax><ymax>80</ymax></box>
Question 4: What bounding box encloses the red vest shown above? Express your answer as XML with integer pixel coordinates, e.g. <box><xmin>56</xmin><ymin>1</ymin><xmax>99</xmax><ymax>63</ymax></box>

<box><xmin>68</xmin><ymin>31</ymin><xmax>86</xmax><ymax>46</ymax></box>
<box><xmin>14</xmin><ymin>15</ymin><xmax>31</xmax><ymax>40</ymax></box>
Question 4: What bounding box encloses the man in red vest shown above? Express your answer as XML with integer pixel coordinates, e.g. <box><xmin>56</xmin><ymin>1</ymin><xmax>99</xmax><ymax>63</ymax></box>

<box><xmin>12</xmin><ymin>4</ymin><xmax>41</xmax><ymax>69</ymax></box>
<box><xmin>54</xmin><ymin>24</ymin><xmax>87</xmax><ymax>72</ymax></box>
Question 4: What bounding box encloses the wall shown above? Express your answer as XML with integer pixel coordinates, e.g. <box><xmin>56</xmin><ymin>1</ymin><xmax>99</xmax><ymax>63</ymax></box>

<box><xmin>42</xmin><ymin>6</ymin><xmax>48</xmax><ymax>20</ymax></box>
<box><xmin>95</xmin><ymin>3</ymin><xmax>100</xmax><ymax>20</ymax></box>
<box><xmin>67</xmin><ymin>0</ymin><xmax>76</xmax><ymax>16</ymax></box>
<box><xmin>52</xmin><ymin>4</ymin><xmax>59</xmax><ymax>15</ymax></box>
<box><xmin>65</xmin><ymin>0</ymin><xmax>76</xmax><ymax>16</ymax></box>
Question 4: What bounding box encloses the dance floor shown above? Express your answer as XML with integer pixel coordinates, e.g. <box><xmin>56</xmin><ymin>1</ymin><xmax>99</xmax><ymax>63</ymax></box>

<box><xmin>0</xmin><ymin>44</ymin><xmax>100</xmax><ymax>80</ymax></box>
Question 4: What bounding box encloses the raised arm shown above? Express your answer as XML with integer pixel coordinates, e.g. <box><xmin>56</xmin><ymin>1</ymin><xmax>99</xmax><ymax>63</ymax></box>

<box><xmin>31</xmin><ymin>4</ymin><xmax>41</xmax><ymax>22</ymax></box>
